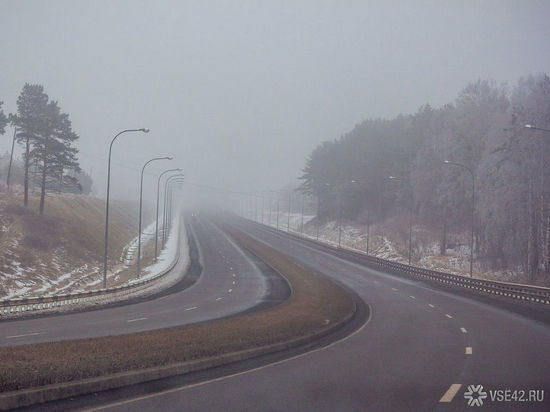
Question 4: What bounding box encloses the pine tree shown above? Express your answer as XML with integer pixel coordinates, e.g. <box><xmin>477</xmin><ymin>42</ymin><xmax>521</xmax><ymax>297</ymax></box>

<box><xmin>31</xmin><ymin>100</ymin><xmax>80</xmax><ymax>214</ymax></box>
<box><xmin>9</xmin><ymin>84</ymin><xmax>49</xmax><ymax>207</ymax></box>
<box><xmin>0</xmin><ymin>101</ymin><xmax>7</xmax><ymax>135</ymax></box>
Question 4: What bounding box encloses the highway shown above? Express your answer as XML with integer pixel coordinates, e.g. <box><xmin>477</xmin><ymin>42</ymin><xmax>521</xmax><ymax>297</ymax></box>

<box><xmin>86</xmin><ymin>214</ymin><xmax>550</xmax><ymax>411</ymax></box>
<box><xmin>1</xmin><ymin>216</ymin><xmax>287</xmax><ymax>347</ymax></box>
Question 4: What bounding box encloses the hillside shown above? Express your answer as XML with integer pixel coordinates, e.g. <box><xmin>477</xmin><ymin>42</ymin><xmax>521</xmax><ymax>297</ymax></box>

<box><xmin>0</xmin><ymin>193</ymin><xmax>152</xmax><ymax>299</ymax></box>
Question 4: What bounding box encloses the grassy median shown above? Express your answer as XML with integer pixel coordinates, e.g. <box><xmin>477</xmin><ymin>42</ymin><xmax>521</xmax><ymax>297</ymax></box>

<box><xmin>0</xmin><ymin>226</ymin><xmax>355</xmax><ymax>393</ymax></box>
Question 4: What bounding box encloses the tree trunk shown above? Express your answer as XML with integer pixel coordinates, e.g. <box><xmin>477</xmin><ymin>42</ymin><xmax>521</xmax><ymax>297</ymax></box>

<box><xmin>440</xmin><ymin>206</ymin><xmax>447</xmax><ymax>256</ymax></box>
<box><xmin>39</xmin><ymin>156</ymin><xmax>47</xmax><ymax>215</ymax></box>
<box><xmin>23</xmin><ymin>136</ymin><xmax>30</xmax><ymax>207</ymax></box>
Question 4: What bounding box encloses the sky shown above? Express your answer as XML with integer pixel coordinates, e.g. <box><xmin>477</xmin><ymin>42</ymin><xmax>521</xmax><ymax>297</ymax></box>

<box><xmin>0</xmin><ymin>0</ymin><xmax>549</xmax><ymax>203</ymax></box>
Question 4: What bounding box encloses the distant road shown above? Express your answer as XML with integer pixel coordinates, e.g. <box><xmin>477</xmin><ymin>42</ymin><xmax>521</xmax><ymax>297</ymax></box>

<box><xmin>94</xmin><ymin>215</ymin><xmax>550</xmax><ymax>411</ymax></box>
<box><xmin>1</xmin><ymin>215</ymin><xmax>284</xmax><ymax>347</ymax></box>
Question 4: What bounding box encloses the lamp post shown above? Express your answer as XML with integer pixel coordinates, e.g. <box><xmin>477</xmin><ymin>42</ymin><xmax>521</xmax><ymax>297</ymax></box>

<box><xmin>155</xmin><ymin>168</ymin><xmax>182</xmax><ymax>261</ymax></box>
<box><xmin>525</xmin><ymin>124</ymin><xmax>550</xmax><ymax>134</ymax></box>
<box><xmin>162</xmin><ymin>174</ymin><xmax>185</xmax><ymax>248</ymax></box>
<box><xmin>166</xmin><ymin>178</ymin><xmax>185</xmax><ymax>232</ymax></box>
<box><xmin>276</xmin><ymin>196</ymin><xmax>280</xmax><ymax>230</ymax></box>
<box><xmin>443</xmin><ymin>160</ymin><xmax>475</xmax><ymax>277</ymax></box>
<box><xmin>102</xmin><ymin>128</ymin><xmax>149</xmax><ymax>289</ymax></box>
<box><xmin>137</xmin><ymin>156</ymin><xmax>173</xmax><ymax>279</ymax></box>
<box><xmin>300</xmin><ymin>194</ymin><xmax>304</xmax><ymax>236</ymax></box>
<box><xmin>316</xmin><ymin>195</ymin><xmax>320</xmax><ymax>241</ymax></box>
<box><xmin>261</xmin><ymin>192</ymin><xmax>265</xmax><ymax>224</ymax></box>
<box><xmin>287</xmin><ymin>191</ymin><xmax>292</xmax><ymax>232</ymax></box>
<box><xmin>388</xmin><ymin>176</ymin><xmax>413</xmax><ymax>265</ymax></box>
<box><xmin>269</xmin><ymin>193</ymin><xmax>273</xmax><ymax>226</ymax></box>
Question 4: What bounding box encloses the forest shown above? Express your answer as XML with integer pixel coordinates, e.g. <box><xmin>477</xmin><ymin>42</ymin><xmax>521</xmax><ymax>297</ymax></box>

<box><xmin>299</xmin><ymin>74</ymin><xmax>550</xmax><ymax>282</ymax></box>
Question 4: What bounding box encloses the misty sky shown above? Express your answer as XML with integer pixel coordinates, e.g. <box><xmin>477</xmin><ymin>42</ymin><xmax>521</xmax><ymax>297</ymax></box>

<box><xmin>1</xmin><ymin>0</ymin><xmax>549</xmax><ymax>202</ymax></box>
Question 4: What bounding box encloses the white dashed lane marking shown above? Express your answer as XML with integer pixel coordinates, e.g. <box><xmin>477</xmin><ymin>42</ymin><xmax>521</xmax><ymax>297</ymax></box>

<box><xmin>127</xmin><ymin>317</ymin><xmax>147</xmax><ymax>323</ymax></box>
<box><xmin>6</xmin><ymin>332</ymin><xmax>41</xmax><ymax>339</ymax></box>
<box><xmin>216</xmin><ymin>297</ymin><xmax>222</xmax><ymax>301</ymax></box>
<box><xmin>409</xmin><ymin>295</ymin><xmax>416</xmax><ymax>300</ymax></box>
<box><xmin>428</xmin><ymin>304</ymin><xmax>435</xmax><ymax>308</ymax></box>
<box><xmin>228</xmin><ymin>289</ymin><xmax>233</xmax><ymax>293</ymax></box>
<box><xmin>439</xmin><ymin>384</ymin><xmax>463</xmax><ymax>403</ymax></box>
<box><xmin>445</xmin><ymin>314</ymin><xmax>453</xmax><ymax>319</ymax></box>
<box><xmin>185</xmin><ymin>307</ymin><xmax>198</xmax><ymax>311</ymax></box>
<box><xmin>460</xmin><ymin>327</ymin><xmax>467</xmax><ymax>333</ymax></box>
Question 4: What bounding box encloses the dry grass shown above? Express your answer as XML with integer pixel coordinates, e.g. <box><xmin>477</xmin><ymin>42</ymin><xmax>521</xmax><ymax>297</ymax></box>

<box><xmin>0</xmin><ymin>227</ymin><xmax>355</xmax><ymax>393</ymax></box>
<box><xmin>0</xmin><ymin>192</ymin><xmax>155</xmax><ymax>297</ymax></box>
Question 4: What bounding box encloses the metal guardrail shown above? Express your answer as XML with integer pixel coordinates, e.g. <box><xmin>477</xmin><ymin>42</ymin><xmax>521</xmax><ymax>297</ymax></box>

<box><xmin>0</xmin><ymin>220</ymin><xmax>183</xmax><ymax>318</ymax></box>
<box><xmin>255</xmin><ymin>221</ymin><xmax>550</xmax><ymax>308</ymax></box>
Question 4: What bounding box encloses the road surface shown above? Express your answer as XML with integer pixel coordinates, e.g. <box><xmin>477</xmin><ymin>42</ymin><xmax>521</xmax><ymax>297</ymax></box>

<box><xmin>89</xmin><ymin>214</ymin><xmax>550</xmax><ymax>411</ymax></box>
<box><xmin>1</xmin><ymin>215</ymin><xmax>286</xmax><ymax>347</ymax></box>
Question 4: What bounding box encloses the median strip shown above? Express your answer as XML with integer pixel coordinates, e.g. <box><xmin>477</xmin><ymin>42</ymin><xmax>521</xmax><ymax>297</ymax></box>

<box><xmin>0</xmin><ymin>224</ymin><xmax>357</xmax><ymax>410</ymax></box>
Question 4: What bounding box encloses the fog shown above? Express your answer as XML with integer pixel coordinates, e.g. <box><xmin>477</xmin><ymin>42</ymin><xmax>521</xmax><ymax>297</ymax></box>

<box><xmin>1</xmin><ymin>0</ymin><xmax>549</xmax><ymax>204</ymax></box>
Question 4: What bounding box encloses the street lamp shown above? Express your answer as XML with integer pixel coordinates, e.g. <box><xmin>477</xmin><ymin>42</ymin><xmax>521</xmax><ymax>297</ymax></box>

<box><xmin>137</xmin><ymin>156</ymin><xmax>173</xmax><ymax>278</ymax></box>
<box><xmin>525</xmin><ymin>124</ymin><xmax>550</xmax><ymax>133</ymax></box>
<box><xmin>443</xmin><ymin>160</ymin><xmax>475</xmax><ymax>277</ymax></box>
<box><xmin>336</xmin><ymin>180</ymin><xmax>358</xmax><ymax>248</ymax></box>
<box><xmin>162</xmin><ymin>174</ymin><xmax>185</xmax><ymax>248</ymax></box>
<box><xmin>166</xmin><ymin>178</ymin><xmax>185</xmax><ymax>234</ymax></box>
<box><xmin>155</xmin><ymin>168</ymin><xmax>182</xmax><ymax>261</ymax></box>
<box><xmin>388</xmin><ymin>176</ymin><xmax>413</xmax><ymax>265</ymax></box>
<box><xmin>102</xmin><ymin>128</ymin><xmax>149</xmax><ymax>289</ymax></box>
<box><xmin>287</xmin><ymin>190</ymin><xmax>292</xmax><ymax>232</ymax></box>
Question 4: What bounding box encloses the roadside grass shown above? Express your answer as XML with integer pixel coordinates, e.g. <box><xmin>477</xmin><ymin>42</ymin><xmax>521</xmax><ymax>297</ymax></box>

<box><xmin>0</xmin><ymin>192</ymin><xmax>154</xmax><ymax>297</ymax></box>
<box><xmin>0</xmin><ymin>226</ymin><xmax>355</xmax><ymax>393</ymax></box>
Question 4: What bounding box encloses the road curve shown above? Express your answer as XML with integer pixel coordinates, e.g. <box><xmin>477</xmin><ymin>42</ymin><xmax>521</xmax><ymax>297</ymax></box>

<box><xmin>93</xmin><ymin>214</ymin><xmax>550</xmax><ymax>411</ymax></box>
<box><xmin>1</xmin><ymin>215</ymin><xmax>284</xmax><ymax>347</ymax></box>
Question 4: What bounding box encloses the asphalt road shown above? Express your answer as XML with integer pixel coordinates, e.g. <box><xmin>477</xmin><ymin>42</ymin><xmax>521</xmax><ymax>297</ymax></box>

<box><xmin>1</xmin><ymin>215</ymin><xmax>284</xmax><ymax>347</ymax></box>
<box><xmin>92</xmin><ymin>214</ymin><xmax>550</xmax><ymax>411</ymax></box>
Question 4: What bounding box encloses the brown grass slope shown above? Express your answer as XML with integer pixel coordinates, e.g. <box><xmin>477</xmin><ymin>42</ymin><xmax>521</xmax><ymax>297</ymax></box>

<box><xmin>0</xmin><ymin>193</ymin><xmax>148</xmax><ymax>298</ymax></box>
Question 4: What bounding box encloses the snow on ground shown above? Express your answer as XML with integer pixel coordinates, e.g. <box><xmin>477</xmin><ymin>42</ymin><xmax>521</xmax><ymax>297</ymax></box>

<box><xmin>258</xmin><ymin>212</ymin><xmax>315</xmax><ymax>232</ymax></box>
<box><xmin>130</xmin><ymin>214</ymin><xmax>186</xmax><ymax>283</ymax></box>
<box><xmin>0</xmin><ymin>219</ymin><xmax>174</xmax><ymax>300</ymax></box>
<box><xmin>259</xmin><ymin>215</ymin><xmax>527</xmax><ymax>283</ymax></box>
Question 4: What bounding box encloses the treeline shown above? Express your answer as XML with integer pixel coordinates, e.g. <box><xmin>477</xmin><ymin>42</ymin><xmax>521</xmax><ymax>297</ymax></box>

<box><xmin>299</xmin><ymin>74</ymin><xmax>550</xmax><ymax>281</ymax></box>
<box><xmin>0</xmin><ymin>152</ymin><xmax>92</xmax><ymax>195</ymax></box>
<box><xmin>0</xmin><ymin>83</ymin><xmax>89</xmax><ymax>214</ymax></box>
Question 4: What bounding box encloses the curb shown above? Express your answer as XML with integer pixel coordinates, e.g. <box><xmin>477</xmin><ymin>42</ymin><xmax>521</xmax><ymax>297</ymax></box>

<box><xmin>0</xmin><ymin>301</ymin><xmax>356</xmax><ymax>410</ymax></box>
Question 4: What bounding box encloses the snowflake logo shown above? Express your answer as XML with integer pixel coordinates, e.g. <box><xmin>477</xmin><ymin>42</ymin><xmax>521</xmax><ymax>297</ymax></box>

<box><xmin>464</xmin><ymin>384</ymin><xmax>487</xmax><ymax>407</ymax></box>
